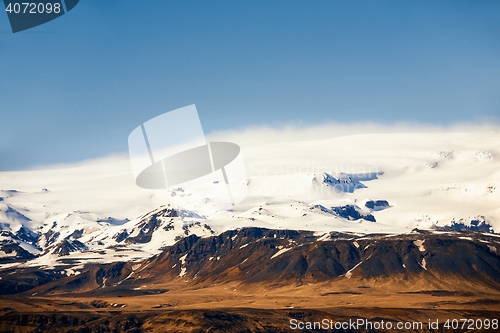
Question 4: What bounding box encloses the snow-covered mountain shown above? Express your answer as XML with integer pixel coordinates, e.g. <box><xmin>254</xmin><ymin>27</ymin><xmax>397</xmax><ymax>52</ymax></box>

<box><xmin>0</xmin><ymin>130</ymin><xmax>499</xmax><ymax>270</ymax></box>
<box><xmin>0</xmin><ymin>203</ymin><xmax>218</xmax><ymax>269</ymax></box>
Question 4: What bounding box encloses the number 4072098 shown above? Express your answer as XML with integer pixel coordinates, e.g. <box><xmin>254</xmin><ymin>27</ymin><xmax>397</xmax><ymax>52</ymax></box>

<box><xmin>443</xmin><ymin>318</ymin><xmax>498</xmax><ymax>330</ymax></box>
<box><xmin>5</xmin><ymin>2</ymin><xmax>61</xmax><ymax>14</ymax></box>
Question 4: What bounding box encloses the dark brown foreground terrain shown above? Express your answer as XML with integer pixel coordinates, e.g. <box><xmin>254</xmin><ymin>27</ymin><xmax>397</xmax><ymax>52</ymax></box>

<box><xmin>1</xmin><ymin>307</ymin><xmax>499</xmax><ymax>333</ymax></box>
<box><xmin>1</xmin><ymin>281</ymin><xmax>499</xmax><ymax>332</ymax></box>
<box><xmin>0</xmin><ymin>302</ymin><xmax>500</xmax><ymax>333</ymax></box>
<box><xmin>1</xmin><ymin>228</ymin><xmax>499</xmax><ymax>332</ymax></box>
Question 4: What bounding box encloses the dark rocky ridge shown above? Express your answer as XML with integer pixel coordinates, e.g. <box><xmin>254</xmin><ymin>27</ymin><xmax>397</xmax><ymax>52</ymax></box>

<box><xmin>313</xmin><ymin>204</ymin><xmax>376</xmax><ymax>222</ymax></box>
<box><xmin>434</xmin><ymin>218</ymin><xmax>494</xmax><ymax>233</ymax></box>
<box><xmin>10</xmin><ymin>227</ymin><xmax>499</xmax><ymax>296</ymax></box>
<box><xmin>331</xmin><ymin>205</ymin><xmax>376</xmax><ymax>222</ymax></box>
<box><xmin>365</xmin><ymin>200</ymin><xmax>390</xmax><ymax>211</ymax></box>
<box><xmin>44</xmin><ymin>239</ymin><xmax>88</xmax><ymax>256</ymax></box>
<box><xmin>139</xmin><ymin>228</ymin><xmax>500</xmax><ymax>287</ymax></box>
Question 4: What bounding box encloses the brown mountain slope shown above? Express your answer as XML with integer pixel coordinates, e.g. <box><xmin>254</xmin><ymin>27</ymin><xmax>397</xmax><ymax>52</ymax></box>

<box><xmin>24</xmin><ymin>228</ymin><xmax>500</xmax><ymax>296</ymax></box>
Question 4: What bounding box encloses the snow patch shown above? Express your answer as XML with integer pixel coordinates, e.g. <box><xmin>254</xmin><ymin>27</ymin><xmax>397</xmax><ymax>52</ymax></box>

<box><xmin>270</xmin><ymin>247</ymin><xmax>292</xmax><ymax>259</ymax></box>
<box><xmin>345</xmin><ymin>261</ymin><xmax>363</xmax><ymax>279</ymax></box>
<box><xmin>413</xmin><ymin>240</ymin><xmax>426</xmax><ymax>252</ymax></box>
<box><xmin>419</xmin><ymin>258</ymin><xmax>427</xmax><ymax>270</ymax></box>
<box><xmin>317</xmin><ymin>233</ymin><xmax>330</xmax><ymax>242</ymax></box>
<box><xmin>179</xmin><ymin>253</ymin><xmax>187</xmax><ymax>265</ymax></box>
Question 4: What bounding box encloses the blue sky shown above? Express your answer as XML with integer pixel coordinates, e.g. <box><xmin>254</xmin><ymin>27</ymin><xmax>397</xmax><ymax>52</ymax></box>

<box><xmin>1</xmin><ymin>0</ymin><xmax>499</xmax><ymax>170</ymax></box>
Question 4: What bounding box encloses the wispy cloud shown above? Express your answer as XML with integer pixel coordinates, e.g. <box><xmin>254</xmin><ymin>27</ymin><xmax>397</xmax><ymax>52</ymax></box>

<box><xmin>207</xmin><ymin>122</ymin><xmax>500</xmax><ymax>147</ymax></box>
